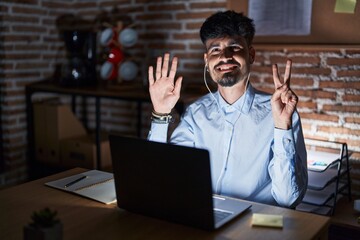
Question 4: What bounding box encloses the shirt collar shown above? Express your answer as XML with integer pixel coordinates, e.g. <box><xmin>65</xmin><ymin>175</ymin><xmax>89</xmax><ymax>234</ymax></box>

<box><xmin>216</xmin><ymin>83</ymin><xmax>255</xmax><ymax>115</ymax></box>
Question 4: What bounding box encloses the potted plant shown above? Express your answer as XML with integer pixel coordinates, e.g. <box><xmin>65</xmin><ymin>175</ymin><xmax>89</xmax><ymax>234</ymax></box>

<box><xmin>23</xmin><ymin>207</ymin><xmax>63</xmax><ymax>240</ymax></box>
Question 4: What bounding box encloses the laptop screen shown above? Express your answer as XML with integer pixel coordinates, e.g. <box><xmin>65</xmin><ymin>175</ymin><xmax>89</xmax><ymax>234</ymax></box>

<box><xmin>109</xmin><ymin>135</ymin><xmax>216</xmax><ymax>230</ymax></box>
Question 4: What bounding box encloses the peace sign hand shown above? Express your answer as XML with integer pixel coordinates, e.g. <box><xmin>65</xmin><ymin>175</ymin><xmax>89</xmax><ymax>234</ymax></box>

<box><xmin>271</xmin><ymin>59</ymin><xmax>298</xmax><ymax>130</ymax></box>
<box><xmin>148</xmin><ymin>53</ymin><xmax>183</xmax><ymax>114</ymax></box>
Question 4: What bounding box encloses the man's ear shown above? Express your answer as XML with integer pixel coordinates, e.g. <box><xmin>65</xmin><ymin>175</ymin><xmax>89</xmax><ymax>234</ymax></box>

<box><xmin>249</xmin><ymin>46</ymin><xmax>255</xmax><ymax>64</ymax></box>
<box><xmin>204</xmin><ymin>53</ymin><xmax>208</xmax><ymax>67</ymax></box>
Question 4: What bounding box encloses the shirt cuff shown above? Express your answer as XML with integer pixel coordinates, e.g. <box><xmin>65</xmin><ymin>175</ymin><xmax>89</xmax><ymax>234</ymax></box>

<box><xmin>274</xmin><ymin>128</ymin><xmax>296</xmax><ymax>157</ymax></box>
<box><xmin>147</xmin><ymin>122</ymin><xmax>169</xmax><ymax>143</ymax></box>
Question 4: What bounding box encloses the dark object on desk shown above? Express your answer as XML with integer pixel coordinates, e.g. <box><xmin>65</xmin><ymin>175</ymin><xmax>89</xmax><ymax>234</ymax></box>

<box><xmin>59</xmin><ymin>30</ymin><xmax>97</xmax><ymax>87</ymax></box>
<box><xmin>23</xmin><ymin>208</ymin><xmax>63</xmax><ymax>240</ymax></box>
<box><xmin>109</xmin><ymin>135</ymin><xmax>252</xmax><ymax>231</ymax></box>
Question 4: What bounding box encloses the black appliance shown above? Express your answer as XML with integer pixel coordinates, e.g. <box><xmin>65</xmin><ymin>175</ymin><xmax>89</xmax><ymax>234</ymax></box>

<box><xmin>60</xmin><ymin>30</ymin><xmax>97</xmax><ymax>87</ymax></box>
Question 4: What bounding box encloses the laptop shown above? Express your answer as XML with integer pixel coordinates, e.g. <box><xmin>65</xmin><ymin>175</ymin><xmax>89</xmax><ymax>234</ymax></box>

<box><xmin>109</xmin><ymin>135</ymin><xmax>252</xmax><ymax>230</ymax></box>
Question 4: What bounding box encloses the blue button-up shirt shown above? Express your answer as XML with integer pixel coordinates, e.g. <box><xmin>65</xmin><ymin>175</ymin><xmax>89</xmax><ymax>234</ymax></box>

<box><xmin>148</xmin><ymin>84</ymin><xmax>307</xmax><ymax>208</ymax></box>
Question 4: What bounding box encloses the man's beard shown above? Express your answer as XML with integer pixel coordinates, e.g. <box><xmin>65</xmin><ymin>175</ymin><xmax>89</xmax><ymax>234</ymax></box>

<box><xmin>217</xmin><ymin>72</ymin><xmax>240</xmax><ymax>87</ymax></box>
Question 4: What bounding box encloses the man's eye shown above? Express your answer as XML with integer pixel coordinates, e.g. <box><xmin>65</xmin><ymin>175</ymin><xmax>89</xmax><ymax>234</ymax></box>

<box><xmin>230</xmin><ymin>46</ymin><xmax>242</xmax><ymax>51</ymax></box>
<box><xmin>210</xmin><ymin>48</ymin><xmax>220</xmax><ymax>54</ymax></box>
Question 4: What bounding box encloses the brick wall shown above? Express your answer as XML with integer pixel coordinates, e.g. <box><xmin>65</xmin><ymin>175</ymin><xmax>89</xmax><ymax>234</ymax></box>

<box><xmin>1</xmin><ymin>0</ymin><xmax>359</xmax><ymax>196</ymax></box>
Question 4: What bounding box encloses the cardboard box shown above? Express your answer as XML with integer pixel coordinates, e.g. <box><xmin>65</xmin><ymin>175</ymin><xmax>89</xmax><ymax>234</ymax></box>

<box><xmin>33</xmin><ymin>99</ymin><xmax>87</xmax><ymax>165</ymax></box>
<box><xmin>60</xmin><ymin>133</ymin><xmax>111</xmax><ymax>169</ymax></box>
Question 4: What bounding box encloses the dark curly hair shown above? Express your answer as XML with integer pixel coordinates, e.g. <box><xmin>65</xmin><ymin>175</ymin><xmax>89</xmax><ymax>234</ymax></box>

<box><xmin>200</xmin><ymin>11</ymin><xmax>255</xmax><ymax>46</ymax></box>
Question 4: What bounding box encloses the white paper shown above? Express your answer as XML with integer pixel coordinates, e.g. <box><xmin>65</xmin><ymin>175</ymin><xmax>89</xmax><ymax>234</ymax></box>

<box><xmin>307</xmin><ymin>150</ymin><xmax>340</xmax><ymax>171</ymax></box>
<box><xmin>248</xmin><ymin>0</ymin><xmax>313</xmax><ymax>36</ymax></box>
<box><xmin>45</xmin><ymin>170</ymin><xmax>117</xmax><ymax>204</ymax></box>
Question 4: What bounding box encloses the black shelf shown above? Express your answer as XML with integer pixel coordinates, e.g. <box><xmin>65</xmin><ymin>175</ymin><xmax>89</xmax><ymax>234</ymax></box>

<box><xmin>296</xmin><ymin>140</ymin><xmax>352</xmax><ymax>216</ymax></box>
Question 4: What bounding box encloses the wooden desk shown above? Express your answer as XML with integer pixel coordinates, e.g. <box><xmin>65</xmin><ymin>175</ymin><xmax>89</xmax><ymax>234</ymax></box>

<box><xmin>0</xmin><ymin>168</ymin><xmax>330</xmax><ymax>240</ymax></box>
<box><xmin>329</xmin><ymin>197</ymin><xmax>360</xmax><ymax>239</ymax></box>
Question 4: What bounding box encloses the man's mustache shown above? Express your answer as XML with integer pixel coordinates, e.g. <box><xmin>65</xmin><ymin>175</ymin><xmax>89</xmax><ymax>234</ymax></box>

<box><xmin>214</xmin><ymin>61</ymin><xmax>240</xmax><ymax>69</ymax></box>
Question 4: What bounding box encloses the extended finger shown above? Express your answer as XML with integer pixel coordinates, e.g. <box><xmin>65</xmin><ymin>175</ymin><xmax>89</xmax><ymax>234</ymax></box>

<box><xmin>162</xmin><ymin>53</ymin><xmax>170</xmax><ymax>78</ymax></box>
<box><xmin>284</xmin><ymin>59</ymin><xmax>292</xmax><ymax>86</ymax></box>
<box><xmin>168</xmin><ymin>57</ymin><xmax>178</xmax><ymax>79</ymax></box>
<box><xmin>174</xmin><ymin>76</ymin><xmax>183</xmax><ymax>97</ymax></box>
<box><xmin>155</xmin><ymin>56</ymin><xmax>162</xmax><ymax>80</ymax></box>
<box><xmin>272</xmin><ymin>64</ymin><xmax>282</xmax><ymax>89</ymax></box>
<box><xmin>148</xmin><ymin>66</ymin><xmax>154</xmax><ymax>85</ymax></box>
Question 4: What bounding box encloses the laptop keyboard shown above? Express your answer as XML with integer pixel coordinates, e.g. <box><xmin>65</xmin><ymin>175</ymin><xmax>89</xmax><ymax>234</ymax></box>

<box><xmin>214</xmin><ymin>209</ymin><xmax>232</xmax><ymax>223</ymax></box>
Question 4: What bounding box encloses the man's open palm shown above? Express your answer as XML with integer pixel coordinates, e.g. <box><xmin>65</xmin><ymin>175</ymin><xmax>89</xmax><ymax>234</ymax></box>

<box><xmin>148</xmin><ymin>53</ymin><xmax>183</xmax><ymax>114</ymax></box>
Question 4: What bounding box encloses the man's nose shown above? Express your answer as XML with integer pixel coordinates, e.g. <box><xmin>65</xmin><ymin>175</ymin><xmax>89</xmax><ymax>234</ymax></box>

<box><xmin>219</xmin><ymin>48</ymin><xmax>233</xmax><ymax>61</ymax></box>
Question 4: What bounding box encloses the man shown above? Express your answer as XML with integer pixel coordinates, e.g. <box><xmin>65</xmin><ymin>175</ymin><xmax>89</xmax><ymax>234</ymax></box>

<box><xmin>147</xmin><ymin>11</ymin><xmax>307</xmax><ymax>208</ymax></box>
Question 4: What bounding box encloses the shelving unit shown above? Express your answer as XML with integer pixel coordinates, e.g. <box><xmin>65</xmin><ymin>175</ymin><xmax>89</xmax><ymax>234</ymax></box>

<box><xmin>296</xmin><ymin>139</ymin><xmax>352</xmax><ymax>216</ymax></box>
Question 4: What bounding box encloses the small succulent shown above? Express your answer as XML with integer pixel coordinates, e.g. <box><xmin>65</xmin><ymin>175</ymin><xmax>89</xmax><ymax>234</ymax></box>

<box><xmin>30</xmin><ymin>208</ymin><xmax>60</xmax><ymax>228</ymax></box>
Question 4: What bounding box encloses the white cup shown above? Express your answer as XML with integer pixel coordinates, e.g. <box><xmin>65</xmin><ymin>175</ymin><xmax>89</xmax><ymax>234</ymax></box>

<box><xmin>100</xmin><ymin>28</ymin><xmax>115</xmax><ymax>47</ymax></box>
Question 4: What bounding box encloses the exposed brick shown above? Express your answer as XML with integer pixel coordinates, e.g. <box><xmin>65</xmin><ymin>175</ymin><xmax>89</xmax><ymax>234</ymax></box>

<box><xmin>337</xmin><ymin>69</ymin><xmax>360</xmax><ymax>78</ymax></box>
<box><xmin>175</xmin><ymin>52</ymin><xmax>204</xmax><ymax>60</ymax></box>
<box><xmin>327</xmin><ymin>57</ymin><xmax>360</xmax><ymax>66</ymax></box>
<box><xmin>137</xmin><ymin>13</ymin><xmax>172</xmax><ymax>21</ymax></box>
<box><xmin>292</xmin><ymin>67</ymin><xmax>332</xmax><ymax>76</ymax></box>
<box><xmin>186</xmin><ymin>22</ymin><xmax>203</xmax><ymax>30</ymax></box>
<box><xmin>0</xmin><ymin>5</ymin><xmax>9</xmax><ymax>12</ymax></box>
<box><xmin>303</xmin><ymin>133</ymin><xmax>329</xmax><ymax>141</ymax></box>
<box><xmin>72</xmin><ymin>2</ymin><xmax>97</xmax><ymax>8</ymax></box>
<box><xmin>4</xmin><ymin>53</ymin><xmax>41</xmax><ymax>60</ymax></box>
<box><xmin>345</xmin><ymin>117</ymin><xmax>360</xmax><ymax>124</ymax></box>
<box><xmin>296</xmin><ymin>89</ymin><xmax>337</xmax><ymax>100</ymax></box>
<box><xmin>286</xmin><ymin>48</ymin><xmax>342</xmax><ymax>54</ymax></box>
<box><xmin>14</xmin><ymin>44</ymin><xmax>48</xmax><ymax>51</ymax></box>
<box><xmin>2</xmin><ymin>90</ymin><xmax>25</xmax><ymax>98</ymax></box>
<box><xmin>297</xmin><ymin>101</ymin><xmax>317</xmax><ymax>109</ymax></box>
<box><xmin>4</xmin><ymin>71</ymin><xmax>40</xmax><ymax>79</ymax></box>
<box><xmin>190</xmin><ymin>44</ymin><xmax>205</xmax><ymax>52</ymax></box>
<box><xmin>42</xmin><ymin>1</ymin><xmax>72</xmax><ymax>8</ymax></box>
<box><xmin>140</xmin><ymin>32</ymin><xmax>168</xmax><ymax>40</ymax></box>
<box><xmin>148</xmin><ymin>3</ymin><xmax>185</xmax><ymax>11</ymax></box>
<box><xmin>335</xmin><ymin>138</ymin><xmax>360</xmax><ymax>148</ymax></box>
<box><xmin>2</xmin><ymin>15</ymin><xmax>39</xmax><ymax>23</ymax></box>
<box><xmin>16</xmin><ymin>62</ymin><xmax>50</xmax><ymax>70</ymax></box>
<box><xmin>318</xmin><ymin>126</ymin><xmax>360</xmax><ymax>136</ymax></box>
<box><xmin>345</xmin><ymin>49</ymin><xmax>360</xmax><ymax>55</ymax></box>
<box><xmin>343</xmin><ymin>94</ymin><xmax>360</xmax><ymax>102</ymax></box>
<box><xmin>301</xmin><ymin>122</ymin><xmax>312</xmax><ymax>131</ymax></box>
<box><xmin>322</xmin><ymin>104</ymin><xmax>360</xmax><ymax>113</ymax></box>
<box><xmin>12</xmin><ymin>25</ymin><xmax>47</xmax><ymax>33</ymax></box>
<box><xmin>264</xmin><ymin>76</ymin><xmax>314</xmax><ymax>87</ymax></box>
<box><xmin>270</xmin><ymin>56</ymin><xmax>321</xmax><ymax>65</ymax></box>
<box><xmin>1</xmin><ymin>0</ymin><xmax>38</xmax><ymax>4</ymax></box>
<box><xmin>299</xmin><ymin>112</ymin><xmax>339</xmax><ymax>122</ymax></box>
<box><xmin>190</xmin><ymin>2</ymin><xmax>226</xmax><ymax>9</ymax></box>
<box><xmin>4</xmin><ymin>35</ymin><xmax>40</xmax><ymax>42</ymax></box>
<box><xmin>176</xmin><ymin>11</ymin><xmax>215</xmax><ymax>20</ymax></box>
<box><xmin>145</xmin><ymin>23</ymin><xmax>182</xmax><ymax>30</ymax></box>
<box><xmin>148</xmin><ymin>43</ymin><xmax>186</xmax><ymax>50</ymax></box>
<box><xmin>173</xmin><ymin>32</ymin><xmax>199</xmax><ymax>40</ymax></box>
<box><xmin>252</xmin><ymin>66</ymin><xmax>272</xmax><ymax>74</ymax></box>
<box><xmin>319</xmin><ymin>81</ymin><xmax>360</xmax><ymax>89</ymax></box>
<box><xmin>254</xmin><ymin>86</ymin><xmax>273</xmax><ymax>94</ymax></box>
<box><xmin>12</xmin><ymin>6</ymin><xmax>47</xmax><ymax>15</ymax></box>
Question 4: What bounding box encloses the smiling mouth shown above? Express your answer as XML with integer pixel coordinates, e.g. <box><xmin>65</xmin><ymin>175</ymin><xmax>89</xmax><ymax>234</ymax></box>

<box><xmin>216</xmin><ymin>64</ymin><xmax>239</xmax><ymax>73</ymax></box>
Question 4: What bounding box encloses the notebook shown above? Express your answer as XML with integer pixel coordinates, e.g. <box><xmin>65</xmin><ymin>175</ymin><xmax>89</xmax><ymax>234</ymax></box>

<box><xmin>45</xmin><ymin>170</ymin><xmax>117</xmax><ymax>204</ymax></box>
<box><xmin>109</xmin><ymin>135</ymin><xmax>252</xmax><ymax>230</ymax></box>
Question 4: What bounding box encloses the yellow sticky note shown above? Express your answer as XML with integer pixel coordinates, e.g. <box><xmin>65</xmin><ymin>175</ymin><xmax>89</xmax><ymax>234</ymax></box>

<box><xmin>334</xmin><ymin>0</ymin><xmax>357</xmax><ymax>13</ymax></box>
<box><xmin>252</xmin><ymin>213</ymin><xmax>283</xmax><ymax>228</ymax></box>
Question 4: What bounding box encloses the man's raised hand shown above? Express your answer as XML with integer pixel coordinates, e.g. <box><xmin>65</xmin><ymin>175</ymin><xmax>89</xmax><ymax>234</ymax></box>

<box><xmin>271</xmin><ymin>59</ymin><xmax>298</xmax><ymax>130</ymax></box>
<box><xmin>148</xmin><ymin>53</ymin><xmax>183</xmax><ymax>114</ymax></box>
